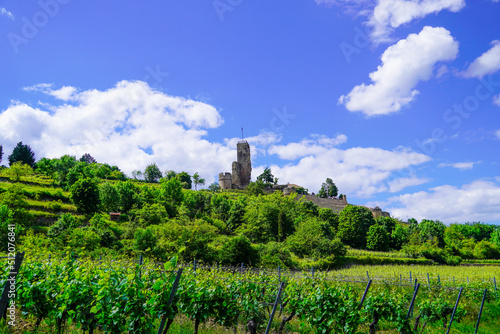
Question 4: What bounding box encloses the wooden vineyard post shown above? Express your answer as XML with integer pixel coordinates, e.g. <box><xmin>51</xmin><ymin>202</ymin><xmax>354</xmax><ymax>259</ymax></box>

<box><xmin>446</xmin><ymin>287</ymin><xmax>463</xmax><ymax>334</ymax></box>
<box><xmin>0</xmin><ymin>252</ymin><xmax>25</xmax><ymax>320</ymax></box>
<box><xmin>358</xmin><ymin>279</ymin><xmax>372</xmax><ymax>310</ymax></box>
<box><xmin>410</xmin><ymin>279</ymin><xmax>418</xmax><ymax>318</ymax></box>
<box><xmin>474</xmin><ymin>288</ymin><xmax>487</xmax><ymax>334</ymax></box>
<box><xmin>139</xmin><ymin>254</ymin><xmax>143</xmax><ymax>279</ymax></box>
<box><xmin>264</xmin><ymin>281</ymin><xmax>285</xmax><ymax>334</ymax></box>
<box><xmin>406</xmin><ymin>283</ymin><xmax>420</xmax><ymax>319</ymax></box>
<box><xmin>157</xmin><ymin>268</ymin><xmax>183</xmax><ymax>334</ymax></box>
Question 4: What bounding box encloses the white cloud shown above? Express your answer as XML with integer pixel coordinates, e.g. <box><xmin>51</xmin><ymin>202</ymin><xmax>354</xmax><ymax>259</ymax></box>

<box><xmin>368</xmin><ymin>0</ymin><xmax>464</xmax><ymax>43</ymax></box>
<box><xmin>225</xmin><ymin>131</ymin><xmax>281</xmax><ymax>148</ymax></box>
<box><xmin>1</xmin><ymin>8</ymin><xmax>14</xmax><ymax>20</ymax></box>
<box><xmin>268</xmin><ymin>134</ymin><xmax>347</xmax><ymax>160</ymax></box>
<box><xmin>385</xmin><ymin>179</ymin><xmax>500</xmax><ymax>223</ymax></box>
<box><xmin>1</xmin><ymin>81</ymin><xmax>235</xmax><ymax>185</ymax></box>
<box><xmin>493</xmin><ymin>94</ymin><xmax>500</xmax><ymax>107</ymax></box>
<box><xmin>339</xmin><ymin>26</ymin><xmax>459</xmax><ymax>116</ymax></box>
<box><xmin>265</xmin><ymin>137</ymin><xmax>430</xmax><ymax>196</ymax></box>
<box><xmin>24</xmin><ymin>83</ymin><xmax>78</xmax><ymax>101</ymax></box>
<box><xmin>496</xmin><ymin>130</ymin><xmax>500</xmax><ymax>139</ymax></box>
<box><xmin>388</xmin><ymin>176</ymin><xmax>430</xmax><ymax>192</ymax></box>
<box><xmin>438</xmin><ymin>161</ymin><xmax>477</xmax><ymax>170</ymax></box>
<box><xmin>453</xmin><ymin>162</ymin><xmax>475</xmax><ymax>170</ymax></box>
<box><xmin>461</xmin><ymin>40</ymin><xmax>500</xmax><ymax>78</ymax></box>
<box><xmin>438</xmin><ymin>162</ymin><xmax>479</xmax><ymax>170</ymax></box>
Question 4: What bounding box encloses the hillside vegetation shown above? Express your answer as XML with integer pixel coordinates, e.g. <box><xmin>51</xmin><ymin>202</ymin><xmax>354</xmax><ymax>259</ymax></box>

<box><xmin>1</xmin><ymin>151</ymin><xmax>500</xmax><ymax>268</ymax></box>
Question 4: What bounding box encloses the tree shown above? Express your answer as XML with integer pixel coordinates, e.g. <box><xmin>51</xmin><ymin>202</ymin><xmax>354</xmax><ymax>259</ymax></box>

<box><xmin>227</xmin><ymin>198</ymin><xmax>246</xmax><ymax>232</ymax></box>
<box><xmin>0</xmin><ymin>145</ymin><xmax>3</xmax><ymax>165</ymax></box>
<box><xmin>295</xmin><ymin>187</ymin><xmax>308</xmax><ymax>195</ymax></box>
<box><xmin>0</xmin><ymin>184</ymin><xmax>32</xmax><ymax>225</ymax></box>
<box><xmin>221</xmin><ymin>235</ymin><xmax>260</xmax><ymax>266</ymax></box>
<box><xmin>419</xmin><ymin>219</ymin><xmax>446</xmax><ymax>247</ymax></box>
<box><xmin>117</xmin><ymin>180</ymin><xmax>138</xmax><ymax>212</ymax></box>
<box><xmin>80</xmin><ymin>153</ymin><xmax>97</xmax><ymax>164</ymax></box>
<box><xmin>391</xmin><ymin>224</ymin><xmax>409</xmax><ymax>250</ymax></box>
<box><xmin>286</xmin><ymin>216</ymin><xmax>345</xmax><ymax>258</ymax></box>
<box><xmin>318</xmin><ymin>178</ymin><xmax>338</xmax><ymax>198</ymax></box>
<box><xmin>257</xmin><ymin>167</ymin><xmax>275</xmax><ymax>186</ymax></box>
<box><xmin>246</xmin><ymin>181</ymin><xmax>264</xmax><ymax>196</ymax></box>
<box><xmin>70</xmin><ymin>178</ymin><xmax>100</xmax><ymax>215</ymax></box>
<box><xmin>144</xmin><ymin>163</ymin><xmax>162</xmax><ymax>183</ymax></box>
<box><xmin>99</xmin><ymin>182</ymin><xmax>120</xmax><ymax>213</ymax></box>
<box><xmin>318</xmin><ymin>208</ymin><xmax>339</xmax><ymax>238</ymax></box>
<box><xmin>376</xmin><ymin>216</ymin><xmax>398</xmax><ymax>235</ymax></box>
<box><xmin>491</xmin><ymin>228</ymin><xmax>500</xmax><ymax>247</ymax></box>
<box><xmin>337</xmin><ymin>205</ymin><xmax>376</xmax><ymax>249</ymax></box>
<box><xmin>8</xmin><ymin>142</ymin><xmax>36</xmax><ymax>167</ymax></box>
<box><xmin>5</xmin><ymin>161</ymin><xmax>33</xmax><ymax>182</ymax></box>
<box><xmin>176</xmin><ymin>171</ymin><xmax>192</xmax><ymax>189</ymax></box>
<box><xmin>134</xmin><ymin>227</ymin><xmax>158</xmax><ymax>253</ymax></box>
<box><xmin>47</xmin><ymin>213</ymin><xmax>78</xmax><ymax>240</ymax></box>
<box><xmin>193</xmin><ymin>172</ymin><xmax>206</xmax><ymax>190</ymax></box>
<box><xmin>136</xmin><ymin>203</ymin><xmax>169</xmax><ymax>226</ymax></box>
<box><xmin>208</xmin><ymin>182</ymin><xmax>221</xmax><ymax>192</ymax></box>
<box><xmin>473</xmin><ymin>240</ymin><xmax>500</xmax><ymax>259</ymax></box>
<box><xmin>366</xmin><ymin>224</ymin><xmax>390</xmax><ymax>251</ymax></box>
<box><xmin>160</xmin><ymin>177</ymin><xmax>184</xmax><ymax>217</ymax></box>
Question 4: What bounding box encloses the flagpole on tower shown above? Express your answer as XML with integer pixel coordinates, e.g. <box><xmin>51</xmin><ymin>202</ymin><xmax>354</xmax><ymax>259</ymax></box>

<box><xmin>241</xmin><ymin>127</ymin><xmax>244</xmax><ymax>141</ymax></box>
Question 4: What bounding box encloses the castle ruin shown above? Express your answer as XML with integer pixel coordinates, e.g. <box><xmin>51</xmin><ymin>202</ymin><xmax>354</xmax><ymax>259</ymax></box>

<box><xmin>217</xmin><ymin>138</ymin><xmax>390</xmax><ymax>218</ymax></box>
<box><xmin>219</xmin><ymin>141</ymin><xmax>252</xmax><ymax>190</ymax></box>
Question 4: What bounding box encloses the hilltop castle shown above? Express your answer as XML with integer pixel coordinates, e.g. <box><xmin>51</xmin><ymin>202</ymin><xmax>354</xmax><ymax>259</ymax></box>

<box><xmin>219</xmin><ymin>140</ymin><xmax>252</xmax><ymax>190</ymax></box>
<box><xmin>218</xmin><ymin>139</ymin><xmax>390</xmax><ymax>218</ymax></box>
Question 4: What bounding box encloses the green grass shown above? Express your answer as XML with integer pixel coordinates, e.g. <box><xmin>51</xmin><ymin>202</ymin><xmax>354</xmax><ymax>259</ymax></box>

<box><xmin>0</xmin><ymin>171</ymin><xmax>55</xmax><ymax>186</ymax></box>
<box><xmin>332</xmin><ymin>264</ymin><xmax>500</xmax><ymax>288</ymax></box>
<box><xmin>0</xmin><ymin>182</ymin><xmax>70</xmax><ymax>203</ymax></box>
<box><xmin>26</xmin><ymin>199</ymin><xmax>76</xmax><ymax>213</ymax></box>
<box><xmin>347</xmin><ymin>247</ymin><xmax>414</xmax><ymax>259</ymax></box>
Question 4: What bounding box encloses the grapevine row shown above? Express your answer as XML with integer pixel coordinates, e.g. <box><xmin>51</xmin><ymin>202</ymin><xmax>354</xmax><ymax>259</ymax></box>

<box><xmin>2</xmin><ymin>256</ymin><xmax>499</xmax><ymax>333</ymax></box>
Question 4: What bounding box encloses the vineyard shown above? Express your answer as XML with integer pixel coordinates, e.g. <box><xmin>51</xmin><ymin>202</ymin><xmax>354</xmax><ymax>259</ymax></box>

<box><xmin>1</xmin><ymin>255</ymin><xmax>500</xmax><ymax>334</ymax></box>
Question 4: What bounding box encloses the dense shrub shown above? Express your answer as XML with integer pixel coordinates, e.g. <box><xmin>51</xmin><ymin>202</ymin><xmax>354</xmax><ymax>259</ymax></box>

<box><xmin>258</xmin><ymin>241</ymin><xmax>294</xmax><ymax>268</ymax></box>
<box><xmin>220</xmin><ymin>234</ymin><xmax>259</xmax><ymax>266</ymax></box>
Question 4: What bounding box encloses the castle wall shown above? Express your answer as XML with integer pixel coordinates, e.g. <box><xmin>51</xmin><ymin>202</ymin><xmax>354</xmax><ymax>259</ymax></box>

<box><xmin>295</xmin><ymin>195</ymin><xmax>390</xmax><ymax>218</ymax></box>
<box><xmin>298</xmin><ymin>195</ymin><xmax>348</xmax><ymax>213</ymax></box>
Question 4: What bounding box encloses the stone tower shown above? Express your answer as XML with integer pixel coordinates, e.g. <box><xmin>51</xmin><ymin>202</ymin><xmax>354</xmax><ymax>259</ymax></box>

<box><xmin>218</xmin><ymin>140</ymin><xmax>252</xmax><ymax>190</ymax></box>
<box><xmin>218</xmin><ymin>172</ymin><xmax>232</xmax><ymax>190</ymax></box>
<box><xmin>232</xmin><ymin>141</ymin><xmax>251</xmax><ymax>188</ymax></box>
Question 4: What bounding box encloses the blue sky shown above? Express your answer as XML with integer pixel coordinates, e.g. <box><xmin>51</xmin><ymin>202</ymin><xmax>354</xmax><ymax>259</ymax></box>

<box><xmin>1</xmin><ymin>0</ymin><xmax>500</xmax><ymax>224</ymax></box>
